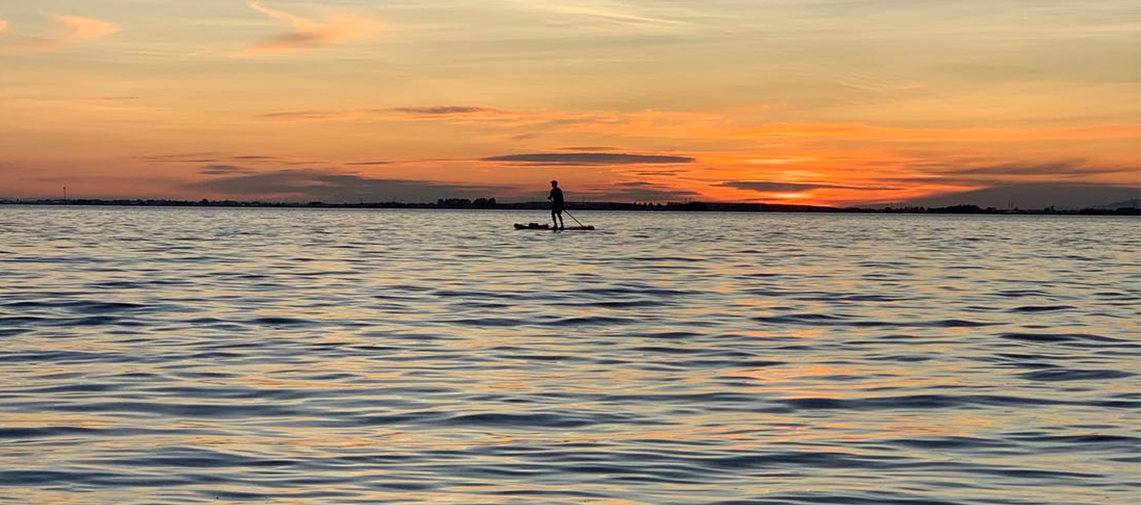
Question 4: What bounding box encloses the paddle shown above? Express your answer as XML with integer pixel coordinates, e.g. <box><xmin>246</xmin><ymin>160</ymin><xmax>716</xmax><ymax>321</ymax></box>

<box><xmin>563</xmin><ymin>209</ymin><xmax>588</xmax><ymax>228</ymax></box>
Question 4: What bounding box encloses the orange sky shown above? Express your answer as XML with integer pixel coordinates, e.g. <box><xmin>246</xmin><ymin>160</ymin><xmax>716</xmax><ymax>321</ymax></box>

<box><xmin>0</xmin><ymin>0</ymin><xmax>1138</xmax><ymax>206</ymax></box>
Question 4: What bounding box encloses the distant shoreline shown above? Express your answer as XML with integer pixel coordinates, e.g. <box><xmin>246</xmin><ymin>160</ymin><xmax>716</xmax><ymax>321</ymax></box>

<box><xmin>0</xmin><ymin>198</ymin><xmax>1137</xmax><ymax>215</ymax></box>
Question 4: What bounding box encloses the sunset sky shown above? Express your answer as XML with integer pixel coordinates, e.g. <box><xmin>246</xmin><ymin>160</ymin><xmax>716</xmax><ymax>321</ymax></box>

<box><xmin>1</xmin><ymin>0</ymin><xmax>1138</xmax><ymax>207</ymax></box>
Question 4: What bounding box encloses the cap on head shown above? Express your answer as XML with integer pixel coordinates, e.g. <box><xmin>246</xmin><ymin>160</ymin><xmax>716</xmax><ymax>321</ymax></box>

<box><xmin>550</xmin><ymin>180</ymin><xmax>558</xmax><ymax>186</ymax></box>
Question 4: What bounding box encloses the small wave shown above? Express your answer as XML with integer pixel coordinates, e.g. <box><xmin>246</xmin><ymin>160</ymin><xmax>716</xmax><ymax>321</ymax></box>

<box><xmin>436</xmin><ymin>411</ymin><xmax>647</xmax><ymax>429</ymax></box>
<box><xmin>571</xmin><ymin>286</ymin><xmax>701</xmax><ymax>297</ymax></box>
<box><xmin>0</xmin><ymin>426</ymin><xmax>99</xmax><ymax>439</ymax></box>
<box><xmin>884</xmin><ymin>436</ymin><xmax>1011</xmax><ymax>451</ymax></box>
<box><xmin>753</xmin><ymin>314</ymin><xmax>996</xmax><ymax>328</ymax></box>
<box><xmin>0</xmin><ymin>350</ymin><xmax>135</xmax><ymax>364</ymax></box>
<box><xmin>707</xmin><ymin>450</ymin><xmax>899</xmax><ymax>470</ymax></box>
<box><xmin>1018</xmin><ymin>369</ymin><xmax>1135</xmax><ymax>382</ymax></box>
<box><xmin>247</xmin><ymin>316</ymin><xmax>317</xmax><ymax>326</ymax></box>
<box><xmin>1000</xmin><ymin>332</ymin><xmax>1131</xmax><ymax>344</ymax></box>
<box><xmin>711</xmin><ymin>494</ymin><xmax>967</xmax><ymax>505</ymax></box>
<box><xmin>545</xmin><ymin>315</ymin><xmax>637</xmax><ymax>326</ymax></box>
<box><xmin>444</xmin><ymin>317</ymin><xmax>527</xmax><ymax>327</ymax></box>
<box><xmin>1007</xmin><ymin>305</ymin><xmax>1074</xmax><ymax>312</ymax></box>
<box><xmin>994</xmin><ymin>289</ymin><xmax>1051</xmax><ymax>297</ymax></box>
<box><xmin>776</xmin><ymin>394</ymin><xmax>1066</xmax><ymax>411</ymax></box>
<box><xmin>46</xmin><ymin>401</ymin><xmax>310</xmax><ymax>418</ymax></box>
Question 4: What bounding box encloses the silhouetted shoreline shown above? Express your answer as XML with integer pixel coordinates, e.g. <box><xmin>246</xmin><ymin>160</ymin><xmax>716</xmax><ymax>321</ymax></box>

<box><xmin>1</xmin><ymin>198</ymin><xmax>1137</xmax><ymax>215</ymax></box>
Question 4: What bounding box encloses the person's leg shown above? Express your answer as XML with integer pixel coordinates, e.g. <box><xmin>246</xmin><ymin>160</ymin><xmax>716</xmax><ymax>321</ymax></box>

<box><xmin>552</xmin><ymin>209</ymin><xmax>558</xmax><ymax>228</ymax></box>
<box><xmin>558</xmin><ymin>211</ymin><xmax>565</xmax><ymax>229</ymax></box>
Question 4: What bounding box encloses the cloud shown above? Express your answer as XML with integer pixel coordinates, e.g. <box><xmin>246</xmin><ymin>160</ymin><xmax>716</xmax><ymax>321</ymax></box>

<box><xmin>199</xmin><ymin>164</ymin><xmax>254</xmax><ymax>176</ymax></box>
<box><xmin>54</xmin><ymin>15</ymin><xmax>118</xmax><ymax>42</ymax></box>
<box><xmin>345</xmin><ymin>160</ymin><xmax>393</xmax><ymax>166</ymax></box>
<box><xmin>256</xmin><ymin>104</ymin><xmax>1134</xmax><ymax>157</ymax></box>
<box><xmin>263</xmin><ymin>106</ymin><xmax>506</xmax><ymax>122</ymax></box>
<box><xmin>143</xmin><ymin>153</ymin><xmax>294</xmax><ymax>165</ymax></box>
<box><xmin>630</xmin><ymin>168</ymin><xmax>691</xmax><ymax>176</ymax></box>
<box><xmin>0</xmin><ymin>14</ymin><xmax>119</xmax><ymax>54</ymax></box>
<box><xmin>259</xmin><ymin>105</ymin><xmax>607</xmax><ymax>125</ymax></box>
<box><xmin>934</xmin><ymin>160</ymin><xmax>1136</xmax><ymax>178</ymax></box>
<box><xmin>483</xmin><ymin>152</ymin><xmax>695</xmax><ymax>166</ymax></box>
<box><xmin>142</xmin><ymin>153</ymin><xmax>221</xmax><ymax>164</ymax></box>
<box><xmin>880</xmin><ymin>160</ymin><xmax>1139</xmax><ymax>189</ymax></box>
<box><xmin>905</xmin><ymin>183</ymin><xmax>1141</xmax><ymax>210</ymax></box>
<box><xmin>185</xmin><ymin>169</ymin><xmax>506</xmax><ymax>202</ymax></box>
<box><xmin>508</xmin><ymin>0</ymin><xmax>692</xmax><ymax>28</ymax></box>
<box><xmin>389</xmin><ymin>106</ymin><xmax>495</xmax><ymax>115</ymax></box>
<box><xmin>241</xmin><ymin>1</ymin><xmax>382</xmax><ymax>55</ymax></box>
<box><xmin>721</xmin><ymin>181</ymin><xmax>893</xmax><ymax>192</ymax></box>
<box><xmin>262</xmin><ymin>110</ymin><xmax>335</xmax><ymax>120</ymax></box>
<box><xmin>582</xmin><ymin>181</ymin><xmax>702</xmax><ymax>202</ymax></box>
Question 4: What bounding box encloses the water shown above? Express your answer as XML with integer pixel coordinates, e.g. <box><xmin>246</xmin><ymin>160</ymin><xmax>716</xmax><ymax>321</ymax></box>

<box><xmin>0</xmin><ymin>206</ymin><xmax>1138</xmax><ymax>505</ymax></box>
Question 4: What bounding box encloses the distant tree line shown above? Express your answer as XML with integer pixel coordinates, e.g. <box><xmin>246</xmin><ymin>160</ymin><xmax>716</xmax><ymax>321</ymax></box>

<box><xmin>436</xmin><ymin>198</ymin><xmax>496</xmax><ymax>208</ymax></box>
<box><xmin>0</xmin><ymin>198</ymin><xmax>1137</xmax><ymax>215</ymax></box>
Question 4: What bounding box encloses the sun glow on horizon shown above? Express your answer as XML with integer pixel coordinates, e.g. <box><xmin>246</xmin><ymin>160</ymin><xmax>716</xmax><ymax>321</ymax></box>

<box><xmin>0</xmin><ymin>0</ymin><xmax>1137</xmax><ymax>208</ymax></box>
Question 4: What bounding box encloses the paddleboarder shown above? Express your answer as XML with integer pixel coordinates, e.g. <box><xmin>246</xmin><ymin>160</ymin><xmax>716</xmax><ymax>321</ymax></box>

<box><xmin>548</xmin><ymin>180</ymin><xmax>565</xmax><ymax>230</ymax></box>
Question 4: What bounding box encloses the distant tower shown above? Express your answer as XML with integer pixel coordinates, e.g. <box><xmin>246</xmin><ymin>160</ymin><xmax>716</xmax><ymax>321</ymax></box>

<box><xmin>63</xmin><ymin>186</ymin><xmax>67</xmax><ymax>201</ymax></box>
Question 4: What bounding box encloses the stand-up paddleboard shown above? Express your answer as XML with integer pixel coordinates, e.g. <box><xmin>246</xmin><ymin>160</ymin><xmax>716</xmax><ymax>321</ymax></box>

<box><xmin>514</xmin><ymin>223</ymin><xmax>595</xmax><ymax>230</ymax></box>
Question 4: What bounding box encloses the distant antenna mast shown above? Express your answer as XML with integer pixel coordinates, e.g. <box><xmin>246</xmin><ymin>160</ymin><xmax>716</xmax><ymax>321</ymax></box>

<box><xmin>63</xmin><ymin>186</ymin><xmax>67</xmax><ymax>201</ymax></box>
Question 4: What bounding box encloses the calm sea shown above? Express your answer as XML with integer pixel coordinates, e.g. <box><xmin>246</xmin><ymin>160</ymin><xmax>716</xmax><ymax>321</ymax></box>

<box><xmin>1</xmin><ymin>206</ymin><xmax>1138</xmax><ymax>505</ymax></box>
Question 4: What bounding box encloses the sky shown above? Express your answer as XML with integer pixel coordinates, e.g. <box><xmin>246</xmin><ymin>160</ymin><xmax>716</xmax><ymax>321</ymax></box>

<box><xmin>0</xmin><ymin>0</ymin><xmax>1138</xmax><ymax>207</ymax></box>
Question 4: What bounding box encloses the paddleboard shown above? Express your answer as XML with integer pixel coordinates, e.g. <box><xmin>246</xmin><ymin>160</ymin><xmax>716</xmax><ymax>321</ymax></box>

<box><xmin>514</xmin><ymin>223</ymin><xmax>595</xmax><ymax>230</ymax></box>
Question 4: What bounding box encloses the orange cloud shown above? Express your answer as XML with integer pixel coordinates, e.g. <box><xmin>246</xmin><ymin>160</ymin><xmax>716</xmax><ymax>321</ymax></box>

<box><xmin>55</xmin><ymin>15</ymin><xmax>118</xmax><ymax>42</ymax></box>
<box><xmin>0</xmin><ymin>14</ymin><xmax>119</xmax><ymax>54</ymax></box>
<box><xmin>259</xmin><ymin>106</ymin><xmax>722</xmax><ymax>136</ymax></box>
<box><xmin>241</xmin><ymin>1</ymin><xmax>382</xmax><ymax>55</ymax></box>
<box><xmin>259</xmin><ymin>105</ymin><xmax>1139</xmax><ymax>146</ymax></box>
<box><xmin>251</xmin><ymin>102</ymin><xmax>1137</xmax><ymax>206</ymax></box>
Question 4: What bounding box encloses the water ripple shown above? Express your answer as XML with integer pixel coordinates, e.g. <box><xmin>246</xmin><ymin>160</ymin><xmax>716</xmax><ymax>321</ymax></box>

<box><xmin>0</xmin><ymin>207</ymin><xmax>1137</xmax><ymax>505</ymax></box>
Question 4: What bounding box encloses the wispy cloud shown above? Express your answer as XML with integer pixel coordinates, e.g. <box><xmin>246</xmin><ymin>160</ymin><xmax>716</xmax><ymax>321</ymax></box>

<box><xmin>241</xmin><ymin>1</ymin><xmax>382</xmax><ymax>55</ymax></box>
<box><xmin>199</xmin><ymin>164</ymin><xmax>255</xmax><ymax>176</ymax></box>
<box><xmin>259</xmin><ymin>103</ymin><xmax>1137</xmax><ymax>147</ymax></box>
<box><xmin>345</xmin><ymin>160</ymin><xmax>393</xmax><ymax>166</ymax></box>
<box><xmin>580</xmin><ymin>181</ymin><xmax>702</xmax><ymax>202</ymax></box>
<box><xmin>0</xmin><ymin>14</ymin><xmax>119</xmax><ymax>54</ymax></box>
<box><xmin>185</xmin><ymin>169</ymin><xmax>504</xmax><ymax>202</ymax></box>
<box><xmin>906</xmin><ymin>183</ymin><xmax>1141</xmax><ymax>210</ymax></box>
<box><xmin>720</xmin><ymin>181</ymin><xmax>898</xmax><ymax>193</ymax></box>
<box><xmin>260</xmin><ymin>105</ymin><xmax>696</xmax><ymax>132</ymax></box>
<box><xmin>877</xmin><ymin>160</ymin><xmax>1140</xmax><ymax>188</ymax></box>
<box><xmin>558</xmin><ymin>146</ymin><xmax>615</xmax><ymax>151</ymax></box>
<box><xmin>506</xmin><ymin>0</ymin><xmax>692</xmax><ymax>28</ymax></box>
<box><xmin>483</xmin><ymin>152</ymin><xmax>694</xmax><ymax>166</ymax></box>
<box><xmin>143</xmin><ymin>153</ymin><xmax>294</xmax><ymax>166</ymax></box>
<box><xmin>141</xmin><ymin>152</ymin><xmax>222</xmax><ymax>164</ymax></box>
<box><xmin>263</xmin><ymin>105</ymin><xmax>506</xmax><ymax>122</ymax></box>
<box><xmin>54</xmin><ymin>15</ymin><xmax>118</xmax><ymax>43</ymax></box>
<box><xmin>935</xmin><ymin>160</ymin><xmax>1137</xmax><ymax>178</ymax></box>
<box><xmin>389</xmin><ymin>106</ymin><xmax>496</xmax><ymax>115</ymax></box>
<box><xmin>254</xmin><ymin>102</ymin><xmax>1138</xmax><ymax>206</ymax></box>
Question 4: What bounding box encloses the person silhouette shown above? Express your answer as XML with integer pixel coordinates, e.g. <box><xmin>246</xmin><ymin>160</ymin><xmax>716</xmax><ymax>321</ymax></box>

<box><xmin>548</xmin><ymin>180</ymin><xmax>565</xmax><ymax>230</ymax></box>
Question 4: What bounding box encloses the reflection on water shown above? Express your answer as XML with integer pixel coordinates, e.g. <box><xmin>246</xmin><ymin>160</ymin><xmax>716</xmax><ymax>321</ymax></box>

<box><xmin>0</xmin><ymin>206</ymin><xmax>1138</xmax><ymax>504</ymax></box>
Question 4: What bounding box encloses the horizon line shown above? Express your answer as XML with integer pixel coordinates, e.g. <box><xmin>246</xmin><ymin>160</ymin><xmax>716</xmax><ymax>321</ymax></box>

<box><xmin>1</xmin><ymin>197</ymin><xmax>1138</xmax><ymax>215</ymax></box>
